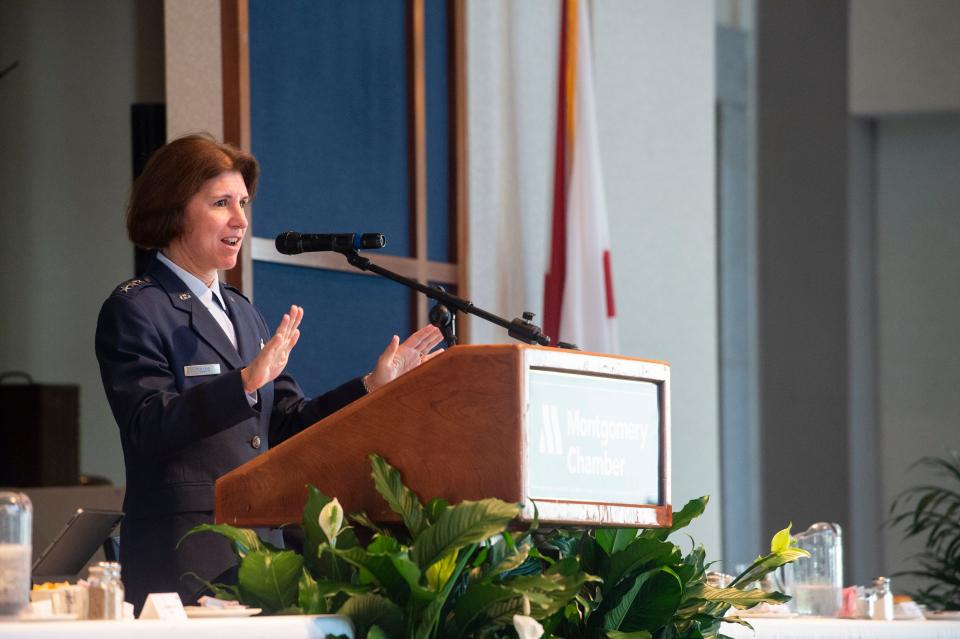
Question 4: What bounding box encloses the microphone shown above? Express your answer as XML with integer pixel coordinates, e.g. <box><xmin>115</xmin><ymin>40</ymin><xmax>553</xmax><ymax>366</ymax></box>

<box><xmin>275</xmin><ymin>232</ymin><xmax>386</xmax><ymax>255</ymax></box>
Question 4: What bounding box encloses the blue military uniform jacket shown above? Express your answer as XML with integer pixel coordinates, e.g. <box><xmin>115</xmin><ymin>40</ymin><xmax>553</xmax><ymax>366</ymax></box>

<box><xmin>95</xmin><ymin>257</ymin><xmax>365</xmax><ymax>610</ymax></box>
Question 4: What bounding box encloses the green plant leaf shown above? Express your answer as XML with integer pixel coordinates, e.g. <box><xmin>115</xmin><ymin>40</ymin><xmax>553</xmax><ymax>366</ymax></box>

<box><xmin>180</xmin><ymin>523</ymin><xmax>263</xmax><ymax>558</ymax></box>
<box><xmin>298</xmin><ymin>567</ymin><xmax>325</xmax><ymax>614</ymax></box>
<box><xmin>415</xmin><ymin>592</ymin><xmax>452</xmax><ymax>639</ymax></box>
<box><xmin>606</xmin><ymin>631</ymin><xmax>653</xmax><ymax>639</ymax></box>
<box><xmin>485</xmin><ymin>544</ymin><xmax>531</xmax><ymax>582</ymax></box>
<box><xmin>604</xmin><ymin>536</ymin><xmax>678</xmax><ymax>589</ymax></box>
<box><xmin>720</xmin><ymin>614</ymin><xmax>756</xmax><ymax>629</ymax></box>
<box><xmin>675</xmin><ymin>545</ymin><xmax>707</xmax><ymax>587</ymax></box>
<box><xmin>370</xmin><ymin>453</ymin><xmax>429</xmax><ymax>538</ymax></box>
<box><xmin>337</xmin><ymin>593</ymin><xmax>404</xmax><ymax>639</ymax></box>
<box><xmin>414</xmin><ymin>544</ymin><xmax>477</xmax><ymax>639</ymax></box>
<box><xmin>367</xmin><ymin>533</ymin><xmax>402</xmax><ymax>555</ymax></box>
<box><xmin>675</xmin><ymin>613</ymin><xmax>723</xmax><ymax>639</ymax></box>
<box><xmin>237</xmin><ymin>550</ymin><xmax>304</xmax><ymax>613</ymax></box>
<box><xmin>389</xmin><ymin>554</ymin><xmax>436</xmax><ymax>601</ymax></box>
<box><xmin>645</xmin><ymin>496</ymin><xmax>709</xmax><ymax>542</ymax></box>
<box><xmin>601</xmin><ymin>569</ymin><xmax>655</xmax><ymax>630</ymax></box>
<box><xmin>449</xmin><ymin>583</ymin><xmax>520</xmax><ymax>638</ymax></box>
<box><xmin>426</xmin><ymin>497</ymin><xmax>450</xmax><ymax>523</ymax></box>
<box><xmin>350</xmin><ymin>511</ymin><xmax>390</xmax><ymax>537</ymax></box>
<box><xmin>180</xmin><ymin>572</ymin><xmax>239</xmax><ymax>601</ymax></box>
<box><xmin>503</xmin><ymin>557</ymin><xmax>598</xmax><ymax>620</ymax></box>
<box><xmin>887</xmin><ymin>452</ymin><xmax>960</xmax><ymax>611</ymax></box>
<box><xmin>620</xmin><ymin>567</ymin><xmax>683</xmax><ymax>633</ymax></box>
<box><xmin>776</xmin><ymin>548</ymin><xmax>811</xmax><ymax>562</ymax></box>
<box><xmin>542</xmin><ymin>529</ymin><xmax>579</xmax><ymax>559</ymax></box>
<box><xmin>410</xmin><ymin>498</ymin><xmax>520</xmax><ymax>569</ymax></box>
<box><xmin>316</xmin><ymin>581</ymin><xmax>374</xmax><ymax>597</ymax></box>
<box><xmin>685</xmin><ymin>582</ymin><xmax>789</xmax><ymax>609</ymax></box>
<box><xmin>578</xmin><ymin>532</ymin><xmax>609</xmax><ymax>577</ymax></box>
<box><xmin>730</xmin><ymin>525</ymin><xmax>811</xmax><ymax>589</ymax></box>
<box><xmin>426</xmin><ymin>550</ymin><xmax>459</xmax><ymax>591</ymax></box>
<box><xmin>335</xmin><ymin>546</ymin><xmax>412</xmax><ymax>604</ymax></box>
<box><xmin>367</xmin><ymin>625</ymin><xmax>388</xmax><ymax>639</ymax></box>
<box><xmin>770</xmin><ymin>524</ymin><xmax>792</xmax><ymax>554</ymax></box>
<box><xmin>597</xmin><ymin>528</ymin><xmax>640</xmax><ymax>555</ymax></box>
<box><xmin>482</xmin><ymin>535</ymin><xmax>507</xmax><ymax>569</ymax></box>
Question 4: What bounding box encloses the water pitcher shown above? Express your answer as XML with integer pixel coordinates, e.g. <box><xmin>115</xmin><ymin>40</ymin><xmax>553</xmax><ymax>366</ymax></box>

<box><xmin>0</xmin><ymin>491</ymin><xmax>32</xmax><ymax>618</ymax></box>
<box><xmin>778</xmin><ymin>522</ymin><xmax>843</xmax><ymax>616</ymax></box>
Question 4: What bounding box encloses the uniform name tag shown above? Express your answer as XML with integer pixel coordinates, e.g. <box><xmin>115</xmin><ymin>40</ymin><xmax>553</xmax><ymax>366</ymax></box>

<box><xmin>184</xmin><ymin>364</ymin><xmax>221</xmax><ymax>377</ymax></box>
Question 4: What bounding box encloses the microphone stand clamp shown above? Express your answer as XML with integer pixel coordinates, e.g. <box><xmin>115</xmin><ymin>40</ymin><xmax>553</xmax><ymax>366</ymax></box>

<box><xmin>337</xmin><ymin>249</ymin><xmax>552</xmax><ymax>347</ymax></box>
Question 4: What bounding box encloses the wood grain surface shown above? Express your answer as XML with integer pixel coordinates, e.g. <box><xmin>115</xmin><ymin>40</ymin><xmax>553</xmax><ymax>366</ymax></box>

<box><xmin>216</xmin><ymin>345</ymin><xmax>526</xmax><ymax>527</ymax></box>
<box><xmin>215</xmin><ymin>344</ymin><xmax>673</xmax><ymax>529</ymax></box>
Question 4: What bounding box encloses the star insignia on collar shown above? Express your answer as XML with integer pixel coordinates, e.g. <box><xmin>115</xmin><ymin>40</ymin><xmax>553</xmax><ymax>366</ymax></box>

<box><xmin>119</xmin><ymin>279</ymin><xmax>147</xmax><ymax>293</ymax></box>
<box><xmin>179</xmin><ymin>292</ymin><xmax>192</xmax><ymax>300</ymax></box>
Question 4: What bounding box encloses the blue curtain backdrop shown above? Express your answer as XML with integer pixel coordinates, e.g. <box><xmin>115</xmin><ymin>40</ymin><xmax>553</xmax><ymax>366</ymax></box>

<box><xmin>425</xmin><ymin>0</ymin><xmax>451</xmax><ymax>263</ymax></box>
<box><xmin>249</xmin><ymin>0</ymin><xmax>450</xmax><ymax>393</ymax></box>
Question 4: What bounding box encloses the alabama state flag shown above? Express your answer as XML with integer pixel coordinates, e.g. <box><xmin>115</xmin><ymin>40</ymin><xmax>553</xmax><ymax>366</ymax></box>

<box><xmin>543</xmin><ymin>0</ymin><xmax>618</xmax><ymax>354</ymax></box>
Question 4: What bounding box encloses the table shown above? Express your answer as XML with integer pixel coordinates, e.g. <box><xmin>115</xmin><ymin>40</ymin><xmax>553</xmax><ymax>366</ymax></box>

<box><xmin>722</xmin><ymin>617</ymin><xmax>960</xmax><ymax>639</ymax></box>
<box><xmin>3</xmin><ymin>615</ymin><xmax>958</xmax><ymax>639</ymax></box>
<box><xmin>0</xmin><ymin>614</ymin><xmax>354</xmax><ymax>639</ymax></box>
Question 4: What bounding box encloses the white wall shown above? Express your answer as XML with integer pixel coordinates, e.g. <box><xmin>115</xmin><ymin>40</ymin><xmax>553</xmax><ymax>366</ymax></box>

<box><xmin>0</xmin><ymin>0</ymin><xmax>164</xmax><ymax>484</ymax></box>
<box><xmin>164</xmin><ymin>0</ymin><xmax>223</xmax><ymax>140</ymax></box>
<box><xmin>875</xmin><ymin>115</ymin><xmax>960</xmax><ymax>589</ymax></box>
<box><xmin>592</xmin><ymin>0</ymin><xmax>719</xmax><ymax>555</ymax></box>
<box><xmin>467</xmin><ymin>1</ymin><xmax>720</xmax><ymax>553</ymax></box>
<box><xmin>847</xmin><ymin>0</ymin><xmax>960</xmax><ymax>586</ymax></box>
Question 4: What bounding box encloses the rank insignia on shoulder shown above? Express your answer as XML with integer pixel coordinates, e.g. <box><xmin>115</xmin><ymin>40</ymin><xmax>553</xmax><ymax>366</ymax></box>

<box><xmin>118</xmin><ymin>278</ymin><xmax>148</xmax><ymax>293</ymax></box>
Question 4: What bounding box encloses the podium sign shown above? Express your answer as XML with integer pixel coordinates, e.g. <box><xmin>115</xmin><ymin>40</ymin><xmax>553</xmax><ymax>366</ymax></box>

<box><xmin>520</xmin><ymin>348</ymin><xmax>670</xmax><ymax>526</ymax></box>
<box><xmin>526</xmin><ymin>372</ymin><xmax>660</xmax><ymax>504</ymax></box>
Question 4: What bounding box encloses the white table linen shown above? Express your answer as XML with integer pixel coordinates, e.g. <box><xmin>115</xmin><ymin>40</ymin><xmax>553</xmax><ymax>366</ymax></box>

<box><xmin>0</xmin><ymin>614</ymin><xmax>353</xmax><ymax>639</ymax></box>
<box><xmin>722</xmin><ymin>617</ymin><xmax>960</xmax><ymax>639</ymax></box>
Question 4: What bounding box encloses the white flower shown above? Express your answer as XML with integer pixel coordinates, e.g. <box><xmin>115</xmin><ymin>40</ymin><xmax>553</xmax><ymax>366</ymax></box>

<box><xmin>318</xmin><ymin>498</ymin><xmax>343</xmax><ymax>547</ymax></box>
<box><xmin>513</xmin><ymin>614</ymin><xmax>544</xmax><ymax>639</ymax></box>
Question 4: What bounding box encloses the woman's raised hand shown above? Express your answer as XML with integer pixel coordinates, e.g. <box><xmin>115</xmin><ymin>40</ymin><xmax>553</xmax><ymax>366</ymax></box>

<box><xmin>241</xmin><ymin>305</ymin><xmax>303</xmax><ymax>393</ymax></box>
<box><xmin>365</xmin><ymin>324</ymin><xmax>445</xmax><ymax>392</ymax></box>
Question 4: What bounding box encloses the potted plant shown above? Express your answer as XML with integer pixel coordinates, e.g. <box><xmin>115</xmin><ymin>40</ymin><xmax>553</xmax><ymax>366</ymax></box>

<box><xmin>185</xmin><ymin>454</ymin><xmax>807</xmax><ymax>639</ymax></box>
<box><xmin>889</xmin><ymin>451</ymin><xmax>960</xmax><ymax>611</ymax></box>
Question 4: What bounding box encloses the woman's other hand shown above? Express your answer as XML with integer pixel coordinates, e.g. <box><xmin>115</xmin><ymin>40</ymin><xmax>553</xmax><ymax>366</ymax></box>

<box><xmin>365</xmin><ymin>324</ymin><xmax>444</xmax><ymax>392</ymax></box>
<box><xmin>241</xmin><ymin>305</ymin><xmax>303</xmax><ymax>393</ymax></box>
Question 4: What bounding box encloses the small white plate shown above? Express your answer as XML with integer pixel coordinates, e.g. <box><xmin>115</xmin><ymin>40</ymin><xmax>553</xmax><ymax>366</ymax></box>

<box><xmin>924</xmin><ymin>611</ymin><xmax>960</xmax><ymax>620</ymax></box>
<box><xmin>184</xmin><ymin>606</ymin><xmax>262</xmax><ymax>618</ymax></box>
<box><xmin>18</xmin><ymin>613</ymin><xmax>80</xmax><ymax>622</ymax></box>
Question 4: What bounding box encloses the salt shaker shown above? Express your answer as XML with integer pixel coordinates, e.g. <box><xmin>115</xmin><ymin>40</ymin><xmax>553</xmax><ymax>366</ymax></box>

<box><xmin>872</xmin><ymin>576</ymin><xmax>894</xmax><ymax>621</ymax></box>
<box><xmin>855</xmin><ymin>586</ymin><xmax>876</xmax><ymax>619</ymax></box>
<box><xmin>0</xmin><ymin>491</ymin><xmax>32</xmax><ymax>618</ymax></box>
<box><xmin>87</xmin><ymin>562</ymin><xmax>125</xmax><ymax>620</ymax></box>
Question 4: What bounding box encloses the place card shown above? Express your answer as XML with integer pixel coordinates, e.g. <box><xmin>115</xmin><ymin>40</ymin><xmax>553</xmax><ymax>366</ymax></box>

<box><xmin>28</xmin><ymin>599</ymin><xmax>54</xmax><ymax>616</ymax></box>
<box><xmin>139</xmin><ymin>593</ymin><xmax>187</xmax><ymax>620</ymax></box>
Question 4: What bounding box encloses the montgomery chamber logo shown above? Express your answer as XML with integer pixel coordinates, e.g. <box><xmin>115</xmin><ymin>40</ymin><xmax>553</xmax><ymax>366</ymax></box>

<box><xmin>539</xmin><ymin>404</ymin><xmax>564</xmax><ymax>454</ymax></box>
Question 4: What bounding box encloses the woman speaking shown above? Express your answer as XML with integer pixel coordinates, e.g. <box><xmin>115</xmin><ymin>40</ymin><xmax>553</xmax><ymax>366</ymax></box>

<box><xmin>95</xmin><ymin>134</ymin><xmax>442</xmax><ymax>610</ymax></box>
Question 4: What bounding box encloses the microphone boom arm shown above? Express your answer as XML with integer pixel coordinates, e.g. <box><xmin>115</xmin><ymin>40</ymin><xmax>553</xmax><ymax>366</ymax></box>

<box><xmin>338</xmin><ymin>249</ymin><xmax>551</xmax><ymax>347</ymax></box>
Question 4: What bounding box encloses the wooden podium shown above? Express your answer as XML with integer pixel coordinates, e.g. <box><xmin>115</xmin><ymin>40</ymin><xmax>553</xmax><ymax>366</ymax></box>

<box><xmin>216</xmin><ymin>344</ymin><xmax>671</xmax><ymax>529</ymax></box>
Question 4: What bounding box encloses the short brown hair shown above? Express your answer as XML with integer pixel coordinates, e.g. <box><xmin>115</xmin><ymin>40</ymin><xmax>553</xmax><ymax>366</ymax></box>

<box><xmin>126</xmin><ymin>134</ymin><xmax>259</xmax><ymax>249</ymax></box>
